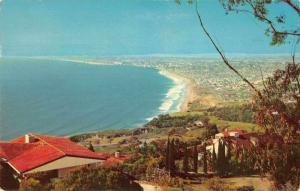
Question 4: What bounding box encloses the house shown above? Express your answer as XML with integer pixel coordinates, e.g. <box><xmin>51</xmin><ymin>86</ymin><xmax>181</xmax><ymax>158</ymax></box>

<box><xmin>214</xmin><ymin>129</ymin><xmax>247</xmax><ymax>139</ymax></box>
<box><xmin>102</xmin><ymin>152</ymin><xmax>130</xmax><ymax>168</ymax></box>
<box><xmin>206</xmin><ymin>129</ymin><xmax>284</xmax><ymax>156</ymax></box>
<box><xmin>206</xmin><ymin>129</ymin><xmax>247</xmax><ymax>154</ymax></box>
<box><xmin>0</xmin><ymin>133</ymin><xmax>106</xmax><ymax>179</ymax></box>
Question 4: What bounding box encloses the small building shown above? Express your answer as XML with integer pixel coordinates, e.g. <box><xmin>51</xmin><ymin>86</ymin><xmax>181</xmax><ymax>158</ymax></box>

<box><xmin>0</xmin><ymin>133</ymin><xmax>106</xmax><ymax>179</ymax></box>
<box><xmin>214</xmin><ymin>129</ymin><xmax>246</xmax><ymax>139</ymax></box>
<box><xmin>206</xmin><ymin>129</ymin><xmax>247</xmax><ymax>154</ymax></box>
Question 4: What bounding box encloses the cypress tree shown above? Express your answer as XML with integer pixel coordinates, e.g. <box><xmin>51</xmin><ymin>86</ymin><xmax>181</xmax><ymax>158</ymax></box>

<box><xmin>217</xmin><ymin>139</ymin><xmax>226</xmax><ymax>176</ymax></box>
<box><xmin>203</xmin><ymin>143</ymin><xmax>207</xmax><ymax>174</ymax></box>
<box><xmin>212</xmin><ymin>144</ymin><xmax>217</xmax><ymax>172</ymax></box>
<box><xmin>88</xmin><ymin>142</ymin><xmax>95</xmax><ymax>152</ymax></box>
<box><xmin>166</xmin><ymin>138</ymin><xmax>170</xmax><ymax>171</ymax></box>
<box><xmin>169</xmin><ymin>139</ymin><xmax>175</xmax><ymax>174</ymax></box>
<box><xmin>221</xmin><ymin>140</ymin><xmax>226</xmax><ymax>176</ymax></box>
<box><xmin>193</xmin><ymin>145</ymin><xmax>198</xmax><ymax>173</ymax></box>
<box><xmin>183</xmin><ymin>143</ymin><xmax>188</xmax><ymax>174</ymax></box>
<box><xmin>225</xmin><ymin>141</ymin><xmax>231</xmax><ymax>175</ymax></box>
<box><xmin>217</xmin><ymin>139</ymin><xmax>222</xmax><ymax>174</ymax></box>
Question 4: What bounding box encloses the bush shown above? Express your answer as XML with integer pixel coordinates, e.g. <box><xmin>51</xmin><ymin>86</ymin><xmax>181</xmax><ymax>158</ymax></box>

<box><xmin>206</xmin><ymin>177</ymin><xmax>234</xmax><ymax>191</ymax></box>
<box><xmin>51</xmin><ymin>167</ymin><xmax>142</xmax><ymax>191</ymax></box>
<box><xmin>208</xmin><ymin>104</ymin><xmax>254</xmax><ymax>123</ymax></box>
<box><xmin>18</xmin><ymin>178</ymin><xmax>43</xmax><ymax>191</ymax></box>
<box><xmin>146</xmin><ymin>114</ymin><xmax>203</xmax><ymax>128</ymax></box>
<box><xmin>236</xmin><ymin>185</ymin><xmax>255</xmax><ymax>191</ymax></box>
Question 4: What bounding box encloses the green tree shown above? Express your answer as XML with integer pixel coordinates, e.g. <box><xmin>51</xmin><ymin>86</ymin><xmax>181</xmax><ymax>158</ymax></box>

<box><xmin>193</xmin><ymin>145</ymin><xmax>198</xmax><ymax>173</ymax></box>
<box><xmin>203</xmin><ymin>143</ymin><xmax>208</xmax><ymax>174</ymax></box>
<box><xmin>212</xmin><ymin>144</ymin><xmax>217</xmax><ymax>172</ymax></box>
<box><xmin>183</xmin><ymin>143</ymin><xmax>189</xmax><ymax>174</ymax></box>
<box><xmin>217</xmin><ymin>139</ymin><xmax>226</xmax><ymax>177</ymax></box>
<box><xmin>169</xmin><ymin>139</ymin><xmax>176</xmax><ymax>174</ymax></box>
<box><xmin>165</xmin><ymin>137</ymin><xmax>170</xmax><ymax>171</ymax></box>
<box><xmin>254</xmin><ymin>64</ymin><xmax>300</xmax><ymax>188</ymax></box>
<box><xmin>51</xmin><ymin>167</ymin><xmax>142</xmax><ymax>191</ymax></box>
<box><xmin>225</xmin><ymin>141</ymin><xmax>231</xmax><ymax>175</ymax></box>
<box><xmin>18</xmin><ymin>178</ymin><xmax>43</xmax><ymax>191</ymax></box>
<box><xmin>88</xmin><ymin>142</ymin><xmax>95</xmax><ymax>152</ymax></box>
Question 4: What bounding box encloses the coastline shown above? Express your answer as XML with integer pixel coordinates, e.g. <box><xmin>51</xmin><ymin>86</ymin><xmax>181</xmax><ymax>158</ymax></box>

<box><xmin>32</xmin><ymin>56</ymin><xmax>197</xmax><ymax>114</ymax></box>
<box><xmin>49</xmin><ymin>56</ymin><xmax>196</xmax><ymax>113</ymax></box>
<box><xmin>158</xmin><ymin>70</ymin><xmax>198</xmax><ymax>112</ymax></box>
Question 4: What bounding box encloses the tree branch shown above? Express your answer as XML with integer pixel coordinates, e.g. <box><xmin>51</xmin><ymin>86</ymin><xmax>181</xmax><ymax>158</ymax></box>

<box><xmin>195</xmin><ymin>0</ymin><xmax>262</xmax><ymax>98</ymax></box>
<box><xmin>246</xmin><ymin>0</ymin><xmax>300</xmax><ymax>37</ymax></box>
<box><xmin>282</xmin><ymin>0</ymin><xmax>300</xmax><ymax>15</ymax></box>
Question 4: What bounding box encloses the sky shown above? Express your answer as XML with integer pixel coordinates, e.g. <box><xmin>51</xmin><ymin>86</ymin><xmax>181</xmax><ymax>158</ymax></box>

<box><xmin>0</xmin><ymin>0</ymin><xmax>299</xmax><ymax>56</ymax></box>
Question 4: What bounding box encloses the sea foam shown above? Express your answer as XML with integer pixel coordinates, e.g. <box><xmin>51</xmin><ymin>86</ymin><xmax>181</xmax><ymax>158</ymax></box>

<box><xmin>158</xmin><ymin>70</ymin><xmax>186</xmax><ymax>113</ymax></box>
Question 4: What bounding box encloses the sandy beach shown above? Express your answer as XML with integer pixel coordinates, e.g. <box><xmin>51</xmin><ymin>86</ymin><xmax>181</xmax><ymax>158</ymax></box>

<box><xmin>158</xmin><ymin>70</ymin><xmax>198</xmax><ymax>112</ymax></box>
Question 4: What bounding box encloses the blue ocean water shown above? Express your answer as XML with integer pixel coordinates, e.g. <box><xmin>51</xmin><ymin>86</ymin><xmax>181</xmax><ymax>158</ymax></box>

<box><xmin>0</xmin><ymin>58</ymin><xmax>177</xmax><ymax>140</ymax></box>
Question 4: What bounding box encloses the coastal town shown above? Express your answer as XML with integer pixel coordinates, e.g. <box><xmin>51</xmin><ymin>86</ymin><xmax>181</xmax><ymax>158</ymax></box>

<box><xmin>1</xmin><ymin>55</ymin><xmax>299</xmax><ymax>191</ymax></box>
<box><xmin>1</xmin><ymin>0</ymin><xmax>299</xmax><ymax>190</ymax></box>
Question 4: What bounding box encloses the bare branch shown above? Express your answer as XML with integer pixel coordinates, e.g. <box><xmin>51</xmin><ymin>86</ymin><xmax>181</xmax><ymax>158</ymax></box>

<box><xmin>194</xmin><ymin>0</ymin><xmax>262</xmax><ymax>98</ymax></box>
<box><xmin>282</xmin><ymin>0</ymin><xmax>300</xmax><ymax>14</ymax></box>
<box><xmin>245</xmin><ymin>0</ymin><xmax>300</xmax><ymax>37</ymax></box>
<box><xmin>259</xmin><ymin>66</ymin><xmax>270</xmax><ymax>96</ymax></box>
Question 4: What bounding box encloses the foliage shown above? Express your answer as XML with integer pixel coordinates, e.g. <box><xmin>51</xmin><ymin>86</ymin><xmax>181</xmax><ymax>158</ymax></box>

<box><xmin>50</xmin><ymin>167</ymin><xmax>142</xmax><ymax>191</ymax></box>
<box><xmin>219</xmin><ymin>0</ymin><xmax>300</xmax><ymax>46</ymax></box>
<box><xmin>202</xmin><ymin>123</ymin><xmax>219</xmax><ymax>139</ymax></box>
<box><xmin>208</xmin><ymin>104</ymin><xmax>254</xmax><ymax>123</ymax></box>
<box><xmin>88</xmin><ymin>142</ymin><xmax>95</xmax><ymax>152</ymax></box>
<box><xmin>216</xmin><ymin>139</ymin><xmax>226</xmax><ymax>176</ymax></box>
<box><xmin>254</xmin><ymin>63</ymin><xmax>300</xmax><ymax>188</ymax></box>
<box><xmin>262</xmin><ymin>142</ymin><xmax>300</xmax><ymax>189</ymax></box>
<box><xmin>206</xmin><ymin>177</ymin><xmax>235</xmax><ymax>191</ymax></box>
<box><xmin>123</xmin><ymin>140</ymin><xmax>165</xmax><ymax>179</ymax></box>
<box><xmin>183</xmin><ymin>143</ymin><xmax>189</xmax><ymax>174</ymax></box>
<box><xmin>168</xmin><ymin>139</ymin><xmax>176</xmax><ymax>174</ymax></box>
<box><xmin>193</xmin><ymin>145</ymin><xmax>198</xmax><ymax>173</ymax></box>
<box><xmin>212</xmin><ymin>145</ymin><xmax>217</xmax><ymax>172</ymax></box>
<box><xmin>228</xmin><ymin>147</ymin><xmax>257</xmax><ymax>176</ymax></box>
<box><xmin>146</xmin><ymin>114</ymin><xmax>203</xmax><ymax>129</ymax></box>
<box><xmin>154</xmin><ymin>175</ymin><xmax>184</xmax><ymax>191</ymax></box>
<box><xmin>236</xmin><ymin>185</ymin><xmax>255</xmax><ymax>191</ymax></box>
<box><xmin>203</xmin><ymin>143</ymin><xmax>208</xmax><ymax>174</ymax></box>
<box><xmin>254</xmin><ymin>63</ymin><xmax>300</xmax><ymax>139</ymax></box>
<box><xmin>18</xmin><ymin>178</ymin><xmax>43</xmax><ymax>191</ymax></box>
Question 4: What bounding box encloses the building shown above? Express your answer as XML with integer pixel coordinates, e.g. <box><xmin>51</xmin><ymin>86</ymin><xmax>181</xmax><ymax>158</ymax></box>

<box><xmin>206</xmin><ymin>129</ymin><xmax>284</xmax><ymax>156</ymax></box>
<box><xmin>0</xmin><ymin>133</ymin><xmax>106</xmax><ymax>179</ymax></box>
<box><xmin>206</xmin><ymin>129</ymin><xmax>247</xmax><ymax>154</ymax></box>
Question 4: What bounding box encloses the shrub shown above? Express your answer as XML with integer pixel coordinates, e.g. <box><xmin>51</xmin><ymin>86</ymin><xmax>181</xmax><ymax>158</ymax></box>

<box><xmin>18</xmin><ymin>178</ymin><xmax>43</xmax><ymax>191</ymax></box>
<box><xmin>236</xmin><ymin>185</ymin><xmax>255</xmax><ymax>191</ymax></box>
<box><xmin>50</xmin><ymin>167</ymin><xmax>142</xmax><ymax>191</ymax></box>
<box><xmin>206</xmin><ymin>177</ymin><xmax>234</xmax><ymax>191</ymax></box>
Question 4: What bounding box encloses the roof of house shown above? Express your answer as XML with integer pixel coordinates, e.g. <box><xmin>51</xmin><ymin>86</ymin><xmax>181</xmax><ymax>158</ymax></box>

<box><xmin>0</xmin><ymin>134</ymin><xmax>106</xmax><ymax>174</ymax></box>
<box><xmin>102</xmin><ymin>154</ymin><xmax>129</xmax><ymax>168</ymax></box>
<box><xmin>222</xmin><ymin>129</ymin><xmax>247</xmax><ymax>137</ymax></box>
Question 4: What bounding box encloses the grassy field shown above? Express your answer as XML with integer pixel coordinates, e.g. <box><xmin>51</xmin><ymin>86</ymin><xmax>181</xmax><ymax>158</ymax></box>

<box><xmin>171</xmin><ymin>111</ymin><xmax>260</xmax><ymax>133</ymax></box>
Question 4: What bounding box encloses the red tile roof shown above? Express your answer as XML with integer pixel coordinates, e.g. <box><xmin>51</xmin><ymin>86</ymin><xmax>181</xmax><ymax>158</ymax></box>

<box><xmin>0</xmin><ymin>134</ymin><xmax>106</xmax><ymax>173</ymax></box>
<box><xmin>222</xmin><ymin>129</ymin><xmax>247</xmax><ymax>137</ymax></box>
<box><xmin>102</xmin><ymin>154</ymin><xmax>129</xmax><ymax>168</ymax></box>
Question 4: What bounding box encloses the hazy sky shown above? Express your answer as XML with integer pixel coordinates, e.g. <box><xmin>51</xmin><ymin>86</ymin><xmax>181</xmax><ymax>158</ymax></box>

<box><xmin>0</xmin><ymin>0</ymin><xmax>299</xmax><ymax>56</ymax></box>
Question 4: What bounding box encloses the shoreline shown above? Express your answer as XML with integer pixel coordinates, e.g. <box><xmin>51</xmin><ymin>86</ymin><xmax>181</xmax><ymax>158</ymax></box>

<box><xmin>29</xmin><ymin>56</ymin><xmax>198</xmax><ymax>119</ymax></box>
<box><xmin>46</xmin><ymin>56</ymin><xmax>196</xmax><ymax>114</ymax></box>
<box><xmin>158</xmin><ymin>70</ymin><xmax>198</xmax><ymax>112</ymax></box>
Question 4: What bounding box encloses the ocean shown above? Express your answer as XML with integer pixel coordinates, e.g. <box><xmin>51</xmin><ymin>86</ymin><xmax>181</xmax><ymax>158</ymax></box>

<box><xmin>0</xmin><ymin>57</ymin><xmax>184</xmax><ymax>140</ymax></box>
